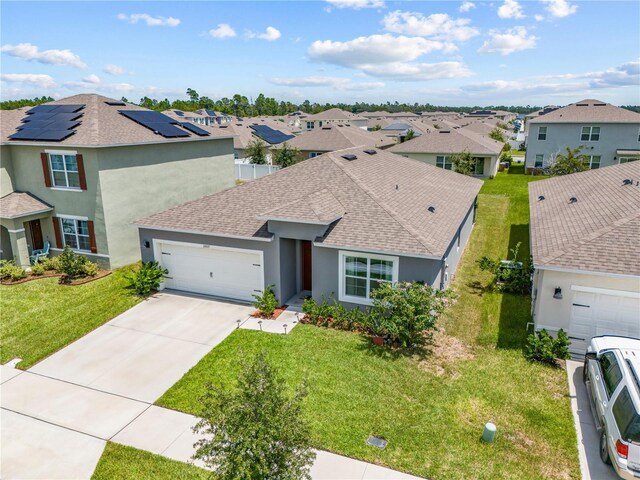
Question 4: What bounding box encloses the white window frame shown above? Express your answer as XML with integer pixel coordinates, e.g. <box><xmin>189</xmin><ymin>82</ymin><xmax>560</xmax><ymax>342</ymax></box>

<box><xmin>537</xmin><ymin>126</ymin><xmax>547</xmax><ymax>141</ymax></box>
<box><xmin>46</xmin><ymin>150</ymin><xmax>81</xmax><ymax>190</ymax></box>
<box><xmin>338</xmin><ymin>250</ymin><xmax>399</xmax><ymax>306</ymax></box>
<box><xmin>436</xmin><ymin>155</ymin><xmax>453</xmax><ymax>170</ymax></box>
<box><xmin>58</xmin><ymin>215</ymin><xmax>91</xmax><ymax>252</ymax></box>
<box><xmin>306</xmin><ymin>121</ymin><xmax>314</xmax><ymax>129</ymax></box>
<box><xmin>584</xmin><ymin>155</ymin><xmax>601</xmax><ymax>169</ymax></box>
<box><xmin>581</xmin><ymin>126</ymin><xmax>600</xmax><ymax>142</ymax></box>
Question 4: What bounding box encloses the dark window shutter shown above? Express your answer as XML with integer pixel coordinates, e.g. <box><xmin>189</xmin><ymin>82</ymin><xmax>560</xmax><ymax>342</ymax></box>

<box><xmin>41</xmin><ymin>153</ymin><xmax>52</xmax><ymax>187</ymax></box>
<box><xmin>87</xmin><ymin>220</ymin><xmax>97</xmax><ymax>253</ymax></box>
<box><xmin>76</xmin><ymin>154</ymin><xmax>87</xmax><ymax>190</ymax></box>
<box><xmin>52</xmin><ymin>218</ymin><xmax>63</xmax><ymax>248</ymax></box>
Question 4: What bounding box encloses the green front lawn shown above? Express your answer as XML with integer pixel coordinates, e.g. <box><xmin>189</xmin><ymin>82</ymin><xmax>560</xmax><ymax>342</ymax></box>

<box><xmin>156</xmin><ymin>169</ymin><xmax>577</xmax><ymax>480</ymax></box>
<box><xmin>0</xmin><ymin>266</ymin><xmax>140</xmax><ymax>369</ymax></box>
<box><xmin>92</xmin><ymin>443</ymin><xmax>209</xmax><ymax>480</ymax></box>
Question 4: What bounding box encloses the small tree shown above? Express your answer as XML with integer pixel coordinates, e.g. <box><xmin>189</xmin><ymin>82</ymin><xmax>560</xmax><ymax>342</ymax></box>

<box><xmin>57</xmin><ymin>246</ymin><xmax>87</xmax><ymax>281</ymax></box>
<box><xmin>404</xmin><ymin>129</ymin><xmax>416</xmax><ymax>141</ymax></box>
<box><xmin>272</xmin><ymin>142</ymin><xmax>301</xmax><ymax>168</ymax></box>
<box><xmin>127</xmin><ymin>261</ymin><xmax>168</xmax><ymax>296</ymax></box>
<box><xmin>477</xmin><ymin>242</ymin><xmax>533</xmax><ymax>294</ymax></box>
<box><xmin>489</xmin><ymin>127</ymin><xmax>505</xmax><ymax>143</ymax></box>
<box><xmin>193</xmin><ymin>353</ymin><xmax>315</xmax><ymax>480</ymax></box>
<box><xmin>246</xmin><ymin>138</ymin><xmax>268</xmax><ymax>165</ymax></box>
<box><xmin>371</xmin><ymin>124</ymin><xmax>381</xmax><ymax>131</ymax></box>
<box><xmin>451</xmin><ymin>149</ymin><xmax>476</xmax><ymax>176</ymax></box>
<box><xmin>548</xmin><ymin>146</ymin><xmax>589</xmax><ymax>176</ymax></box>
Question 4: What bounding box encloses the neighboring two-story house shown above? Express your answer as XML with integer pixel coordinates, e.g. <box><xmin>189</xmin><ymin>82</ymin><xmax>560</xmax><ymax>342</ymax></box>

<box><xmin>0</xmin><ymin>94</ymin><xmax>235</xmax><ymax>269</ymax></box>
<box><xmin>301</xmin><ymin>108</ymin><xmax>368</xmax><ymax>131</ymax></box>
<box><xmin>525</xmin><ymin>99</ymin><xmax>640</xmax><ymax>172</ymax></box>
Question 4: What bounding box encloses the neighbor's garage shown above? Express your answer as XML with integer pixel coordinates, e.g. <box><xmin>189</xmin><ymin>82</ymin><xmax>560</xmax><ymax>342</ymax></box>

<box><xmin>569</xmin><ymin>286</ymin><xmax>640</xmax><ymax>354</ymax></box>
<box><xmin>155</xmin><ymin>241</ymin><xmax>264</xmax><ymax>302</ymax></box>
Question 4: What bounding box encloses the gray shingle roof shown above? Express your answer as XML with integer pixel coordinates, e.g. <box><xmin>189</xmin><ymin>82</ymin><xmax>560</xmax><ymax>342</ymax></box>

<box><xmin>528</xmin><ymin>99</ymin><xmax>640</xmax><ymax>124</ymax></box>
<box><xmin>304</xmin><ymin>108</ymin><xmax>367</xmax><ymax>122</ymax></box>
<box><xmin>135</xmin><ymin>147</ymin><xmax>483</xmax><ymax>258</ymax></box>
<box><xmin>529</xmin><ymin>162</ymin><xmax>640</xmax><ymax>276</ymax></box>
<box><xmin>285</xmin><ymin>125</ymin><xmax>395</xmax><ymax>151</ymax></box>
<box><xmin>0</xmin><ymin>192</ymin><xmax>53</xmax><ymax>219</ymax></box>
<box><xmin>258</xmin><ymin>189</ymin><xmax>345</xmax><ymax>224</ymax></box>
<box><xmin>388</xmin><ymin>127</ymin><xmax>504</xmax><ymax>156</ymax></box>
<box><xmin>1</xmin><ymin>94</ymin><xmax>234</xmax><ymax>147</ymax></box>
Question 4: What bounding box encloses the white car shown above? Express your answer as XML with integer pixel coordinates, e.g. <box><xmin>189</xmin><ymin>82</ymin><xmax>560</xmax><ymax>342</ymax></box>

<box><xmin>584</xmin><ymin>336</ymin><xmax>640</xmax><ymax>479</ymax></box>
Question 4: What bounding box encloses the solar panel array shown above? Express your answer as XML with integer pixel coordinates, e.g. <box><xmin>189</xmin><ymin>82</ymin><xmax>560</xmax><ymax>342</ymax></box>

<box><xmin>118</xmin><ymin>110</ymin><xmax>210</xmax><ymax>138</ymax></box>
<box><xmin>249</xmin><ymin>124</ymin><xmax>294</xmax><ymax>144</ymax></box>
<box><xmin>9</xmin><ymin>104</ymin><xmax>85</xmax><ymax>142</ymax></box>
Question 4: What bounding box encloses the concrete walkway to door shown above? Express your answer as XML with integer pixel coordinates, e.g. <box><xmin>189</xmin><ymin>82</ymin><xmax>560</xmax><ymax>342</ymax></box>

<box><xmin>1</xmin><ymin>292</ymin><xmax>424</xmax><ymax>479</ymax></box>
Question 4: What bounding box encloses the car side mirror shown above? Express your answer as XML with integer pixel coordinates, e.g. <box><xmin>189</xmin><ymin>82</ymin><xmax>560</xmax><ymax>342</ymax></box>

<box><xmin>585</xmin><ymin>352</ymin><xmax>597</xmax><ymax>361</ymax></box>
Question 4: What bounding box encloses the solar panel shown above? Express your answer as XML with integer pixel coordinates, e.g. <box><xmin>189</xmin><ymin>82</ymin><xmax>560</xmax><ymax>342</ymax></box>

<box><xmin>10</xmin><ymin>104</ymin><xmax>85</xmax><ymax>141</ymax></box>
<box><xmin>249</xmin><ymin>124</ymin><xmax>294</xmax><ymax>144</ymax></box>
<box><xmin>26</xmin><ymin>105</ymin><xmax>61</xmax><ymax>114</ymax></box>
<box><xmin>34</xmin><ymin>130</ymin><xmax>76</xmax><ymax>141</ymax></box>
<box><xmin>181</xmin><ymin>123</ymin><xmax>210</xmax><ymax>136</ymax></box>
<box><xmin>50</xmin><ymin>105</ymin><xmax>85</xmax><ymax>113</ymax></box>
<box><xmin>118</xmin><ymin>110</ymin><xmax>193</xmax><ymax>138</ymax></box>
<box><xmin>9</xmin><ymin>130</ymin><xmax>41</xmax><ymax>140</ymax></box>
<box><xmin>146</xmin><ymin>122</ymin><xmax>190</xmax><ymax>137</ymax></box>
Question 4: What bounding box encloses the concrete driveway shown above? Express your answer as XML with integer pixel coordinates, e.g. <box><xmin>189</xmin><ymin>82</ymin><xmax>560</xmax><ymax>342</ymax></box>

<box><xmin>566</xmin><ymin>360</ymin><xmax>618</xmax><ymax>480</ymax></box>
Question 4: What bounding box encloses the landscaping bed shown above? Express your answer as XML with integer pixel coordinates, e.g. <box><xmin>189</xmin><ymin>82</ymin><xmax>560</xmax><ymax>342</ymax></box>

<box><xmin>251</xmin><ymin>305</ymin><xmax>288</xmax><ymax>320</ymax></box>
<box><xmin>0</xmin><ymin>269</ymin><xmax>111</xmax><ymax>286</ymax></box>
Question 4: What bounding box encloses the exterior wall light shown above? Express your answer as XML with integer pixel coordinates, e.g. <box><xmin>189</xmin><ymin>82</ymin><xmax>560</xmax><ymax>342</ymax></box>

<box><xmin>553</xmin><ymin>287</ymin><xmax>563</xmax><ymax>299</ymax></box>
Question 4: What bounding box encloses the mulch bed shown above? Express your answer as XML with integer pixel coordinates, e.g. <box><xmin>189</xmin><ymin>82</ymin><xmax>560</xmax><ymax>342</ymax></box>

<box><xmin>0</xmin><ymin>270</ymin><xmax>111</xmax><ymax>286</ymax></box>
<box><xmin>251</xmin><ymin>305</ymin><xmax>288</xmax><ymax>320</ymax></box>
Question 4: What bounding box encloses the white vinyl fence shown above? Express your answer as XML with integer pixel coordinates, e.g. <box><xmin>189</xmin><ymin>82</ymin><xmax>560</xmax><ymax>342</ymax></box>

<box><xmin>235</xmin><ymin>163</ymin><xmax>281</xmax><ymax>180</ymax></box>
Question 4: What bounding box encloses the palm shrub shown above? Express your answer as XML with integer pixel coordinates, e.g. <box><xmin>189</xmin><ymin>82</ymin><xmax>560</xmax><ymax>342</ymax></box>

<box><xmin>525</xmin><ymin>329</ymin><xmax>571</xmax><ymax>366</ymax></box>
<box><xmin>128</xmin><ymin>261</ymin><xmax>168</xmax><ymax>296</ymax></box>
<box><xmin>252</xmin><ymin>285</ymin><xmax>278</xmax><ymax>318</ymax></box>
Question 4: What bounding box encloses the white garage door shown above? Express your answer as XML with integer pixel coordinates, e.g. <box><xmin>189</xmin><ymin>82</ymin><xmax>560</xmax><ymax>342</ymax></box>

<box><xmin>156</xmin><ymin>241</ymin><xmax>264</xmax><ymax>302</ymax></box>
<box><xmin>569</xmin><ymin>286</ymin><xmax>640</xmax><ymax>354</ymax></box>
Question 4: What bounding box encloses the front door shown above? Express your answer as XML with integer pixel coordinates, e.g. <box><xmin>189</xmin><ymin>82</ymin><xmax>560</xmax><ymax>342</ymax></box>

<box><xmin>29</xmin><ymin>219</ymin><xmax>43</xmax><ymax>250</ymax></box>
<box><xmin>301</xmin><ymin>240</ymin><xmax>312</xmax><ymax>291</ymax></box>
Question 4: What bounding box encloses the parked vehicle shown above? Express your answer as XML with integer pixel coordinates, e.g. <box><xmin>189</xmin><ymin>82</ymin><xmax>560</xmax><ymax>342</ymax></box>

<box><xmin>584</xmin><ymin>336</ymin><xmax>640</xmax><ymax>479</ymax></box>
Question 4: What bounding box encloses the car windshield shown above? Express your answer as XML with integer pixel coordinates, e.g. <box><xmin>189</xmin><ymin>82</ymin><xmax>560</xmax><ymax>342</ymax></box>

<box><xmin>613</xmin><ymin>387</ymin><xmax>640</xmax><ymax>442</ymax></box>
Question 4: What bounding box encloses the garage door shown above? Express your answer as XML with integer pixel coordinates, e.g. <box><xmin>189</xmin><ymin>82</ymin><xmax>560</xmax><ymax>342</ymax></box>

<box><xmin>569</xmin><ymin>286</ymin><xmax>640</xmax><ymax>354</ymax></box>
<box><xmin>156</xmin><ymin>242</ymin><xmax>264</xmax><ymax>302</ymax></box>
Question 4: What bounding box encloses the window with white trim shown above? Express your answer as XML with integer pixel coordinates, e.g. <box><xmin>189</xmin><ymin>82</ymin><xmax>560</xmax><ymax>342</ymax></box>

<box><xmin>61</xmin><ymin>218</ymin><xmax>90</xmax><ymax>251</ymax></box>
<box><xmin>306</xmin><ymin>121</ymin><xmax>314</xmax><ymax>129</ymax></box>
<box><xmin>473</xmin><ymin>157</ymin><xmax>484</xmax><ymax>175</ymax></box>
<box><xmin>584</xmin><ymin>155</ymin><xmax>601</xmax><ymax>169</ymax></box>
<box><xmin>436</xmin><ymin>155</ymin><xmax>453</xmax><ymax>170</ymax></box>
<box><xmin>535</xmin><ymin>154</ymin><xmax>544</xmax><ymax>168</ymax></box>
<box><xmin>537</xmin><ymin>126</ymin><xmax>547</xmax><ymax>141</ymax></box>
<box><xmin>581</xmin><ymin>126</ymin><xmax>600</xmax><ymax>142</ymax></box>
<box><xmin>49</xmin><ymin>153</ymin><xmax>80</xmax><ymax>188</ymax></box>
<box><xmin>339</xmin><ymin>251</ymin><xmax>398</xmax><ymax>304</ymax></box>
<box><xmin>619</xmin><ymin>157</ymin><xmax>639</xmax><ymax>164</ymax></box>
<box><xmin>308</xmin><ymin>152</ymin><xmax>321</xmax><ymax>158</ymax></box>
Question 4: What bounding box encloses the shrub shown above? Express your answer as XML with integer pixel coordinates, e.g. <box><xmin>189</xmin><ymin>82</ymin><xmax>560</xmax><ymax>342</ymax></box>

<box><xmin>451</xmin><ymin>149</ymin><xmax>477</xmax><ymax>176</ymax></box>
<box><xmin>477</xmin><ymin>242</ymin><xmax>533</xmax><ymax>294</ymax></box>
<box><xmin>57</xmin><ymin>246</ymin><xmax>87</xmax><ymax>280</ymax></box>
<box><xmin>41</xmin><ymin>256</ymin><xmax>61</xmax><ymax>272</ymax></box>
<box><xmin>82</xmin><ymin>261</ymin><xmax>99</xmax><ymax>277</ymax></box>
<box><xmin>127</xmin><ymin>261</ymin><xmax>168</xmax><ymax>297</ymax></box>
<box><xmin>302</xmin><ymin>296</ymin><xmax>367</xmax><ymax>331</ymax></box>
<box><xmin>489</xmin><ymin>127</ymin><xmax>506</xmax><ymax>143</ymax></box>
<box><xmin>525</xmin><ymin>329</ymin><xmax>571</xmax><ymax>366</ymax></box>
<box><xmin>0</xmin><ymin>260</ymin><xmax>27</xmax><ymax>281</ymax></box>
<box><xmin>31</xmin><ymin>263</ymin><xmax>45</xmax><ymax>276</ymax></box>
<box><xmin>500</xmin><ymin>152</ymin><xmax>513</xmax><ymax>164</ymax></box>
<box><xmin>252</xmin><ymin>284</ymin><xmax>278</xmax><ymax>318</ymax></box>
<box><xmin>369</xmin><ymin>282</ymin><xmax>454</xmax><ymax>347</ymax></box>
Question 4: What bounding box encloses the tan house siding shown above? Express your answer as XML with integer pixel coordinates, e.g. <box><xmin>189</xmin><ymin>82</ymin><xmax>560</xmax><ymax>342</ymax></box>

<box><xmin>392</xmin><ymin>152</ymin><xmax>499</xmax><ymax>177</ymax></box>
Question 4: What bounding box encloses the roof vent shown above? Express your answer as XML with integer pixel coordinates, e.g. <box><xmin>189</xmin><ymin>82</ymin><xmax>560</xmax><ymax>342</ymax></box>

<box><xmin>569</xmin><ymin>197</ymin><xmax>578</xmax><ymax>204</ymax></box>
<box><xmin>576</xmin><ymin>103</ymin><xmax>588</xmax><ymax>106</ymax></box>
<box><xmin>594</xmin><ymin>103</ymin><xmax>607</xmax><ymax>106</ymax></box>
<box><xmin>363</xmin><ymin>149</ymin><xmax>377</xmax><ymax>155</ymax></box>
<box><xmin>623</xmin><ymin>178</ymin><xmax>633</xmax><ymax>185</ymax></box>
<box><xmin>428</xmin><ymin>206</ymin><xmax>436</xmax><ymax>213</ymax></box>
<box><xmin>341</xmin><ymin>154</ymin><xmax>357</xmax><ymax>161</ymax></box>
<box><xmin>439</xmin><ymin>130</ymin><xmax>451</xmax><ymax>133</ymax></box>
<box><xmin>105</xmin><ymin>101</ymin><xmax>126</xmax><ymax>106</ymax></box>
<box><xmin>538</xmin><ymin>195</ymin><xmax>545</xmax><ymax>201</ymax></box>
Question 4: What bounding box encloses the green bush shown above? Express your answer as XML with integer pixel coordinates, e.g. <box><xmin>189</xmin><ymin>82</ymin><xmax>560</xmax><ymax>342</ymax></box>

<box><xmin>477</xmin><ymin>242</ymin><xmax>533</xmax><ymax>294</ymax></box>
<box><xmin>82</xmin><ymin>261</ymin><xmax>99</xmax><ymax>277</ymax></box>
<box><xmin>252</xmin><ymin>284</ymin><xmax>278</xmax><ymax>318</ymax></box>
<box><xmin>127</xmin><ymin>261</ymin><xmax>168</xmax><ymax>297</ymax></box>
<box><xmin>500</xmin><ymin>152</ymin><xmax>513</xmax><ymax>164</ymax></box>
<box><xmin>31</xmin><ymin>263</ymin><xmax>45</xmax><ymax>276</ymax></box>
<box><xmin>302</xmin><ymin>296</ymin><xmax>367</xmax><ymax>331</ymax></box>
<box><xmin>41</xmin><ymin>256</ymin><xmax>61</xmax><ymax>272</ymax></box>
<box><xmin>0</xmin><ymin>260</ymin><xmax>27</xmax><ymax>281</ymax></box>
<box><xmin>58</xmin><ymin>246</ymin><xmax>87</xmax><ymax>280</ymax></box>
<box><xmin>524</xmin><ymin>329</ymin><xmax>571</xmax><ymax>366</ymax></box>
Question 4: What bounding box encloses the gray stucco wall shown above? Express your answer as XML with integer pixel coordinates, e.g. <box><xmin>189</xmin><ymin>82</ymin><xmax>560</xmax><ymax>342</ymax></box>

<box><xmin>525</xmin><ymin>122</ymin><xmax>640</xmax><ymax>169</ymax></box>
<box><xmin>279</xmin><ymin>238</ymin><xmax>298</xmax><ymax>303</ymax></box>
<box><xmin>1</xmin><ymin>145</ymin><xmax>14</xmax><ymax>196</ymax></box>
<box><xmin>267</xmin><ymin>220</ymin><xmax>329</xmax><ymax>241</ymax></box>
<box><xmin>440</xmin><ymin>199</ymin><xmax>476</xmax><ymax>288</ymax></box>
<box><xmin>0</xmin><ymin>226</ymin><xmax>12</xmax><ymax>261</ymax></box>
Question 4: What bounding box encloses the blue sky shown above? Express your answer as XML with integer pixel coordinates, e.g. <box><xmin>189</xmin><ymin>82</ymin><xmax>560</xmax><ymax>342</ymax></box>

<box><xmin>1</xmin><ymin>0</ymin><xmax>639</xmax><ymax>106</ymax></box>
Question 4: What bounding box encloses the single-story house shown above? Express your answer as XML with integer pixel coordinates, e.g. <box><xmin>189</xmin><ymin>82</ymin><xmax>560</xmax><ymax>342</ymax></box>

<box><xmin>387</xmin><ymin>128</ymin><xmax>503</xmax><ymax>177</ymax></box>
<box><xmin>529</xmin><ymin>162</ymin><xmax>640</xmax><ymax>355</ymax></box>
<box><xmin>135</xmin><ymin>147</ymin><xmax>483</xmax><ymax>307</ymax></box>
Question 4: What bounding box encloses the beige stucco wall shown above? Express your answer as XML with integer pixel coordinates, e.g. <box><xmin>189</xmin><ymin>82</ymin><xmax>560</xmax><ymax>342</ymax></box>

<box><xmin>532</xmin><ymin>268</ymin><xmax>640</xmax><ymax>332</ymax></box>
<box><xmin>97</xmin><ymin>139</ymin><xmax>235</xmax><ymax>267</ymax></box>
<box><xmin>392</xmin><ymin>152</ymin><xmax>499</xmax><ymax>177</ymax></box>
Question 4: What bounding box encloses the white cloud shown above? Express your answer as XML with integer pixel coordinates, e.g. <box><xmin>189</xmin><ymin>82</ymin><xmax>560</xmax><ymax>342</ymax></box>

<box><xmin>0</xmin><ymin>43</ymin><xmax>86</xmax><ymax>69</ymax></box>
<box><xmin>357</xmin><ymin>61</ymin><xmax>472</xmax><ymax>81</ymax></box>
<box><xmin>459</xmin><ymin>1</ymin><xmax>476</xmax><ymax>12</ymax></box>
<box><xmin>82</xmin><ymin>74</ymin><xmax>101</xmax><ymax>84</ymax></box>
<box><xmin>117</xmin><ymin>13</ymin><xmax>180</xmax><ymax>27</ymax></box>
<box><xmin>207</xmin><ymin>23</ymin><xmax>236</xmax><ymax>39</ymax></box>
<box><xmin>64</xmin><ymin>78</ymin><xmax>137</xmax><ymax>93</ymax></box>
<box><xmin>270</xmin><ymin>76</ymin><xmax>384</xmax><ymax>90</ymax></box>
<box><xmin>542</xmin><ymin>0</ymin><xmax>578</xmax><ymax>18</ymax></box>
<box><xmin>497</xmin><ymin>0</ymin><xmax>525</xmax><ymax>19</ymax></box>
<box><xmin>382</xmin><ymin>11</ymin><xmax>479</xmax><ymax>42</ymax></box>
<box><xmin>534</xmin><ymin>14</ymin><xmax>545</xmax><ymax>21</ymax></box>
<box><xmin>103</xmin><ymin>64</ymin><xmax>127</xmax><ymax>75</ymax></box>
<box><xmin>246</xmin><ymin>26</ymin><xmax>281</xmax><ymax>41</ymax></box>
<box><xmin>1</xmin><ymin>73</ymin><xmax>56</xmax><ymax>88</ymax></box>
<box><xmin>325</xmin><ymin>0</ymin><xmax>385</xmax><ymax>9</ymax></box>
<box><xmin>478</xmin><ymin>27</ymin><xmax>537</xmax><ymax>55</ymax></box>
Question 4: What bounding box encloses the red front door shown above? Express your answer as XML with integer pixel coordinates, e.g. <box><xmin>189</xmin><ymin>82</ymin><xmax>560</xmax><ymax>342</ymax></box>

<box><xmin>301</xmin><ymin>240</ymin><xmax>312</xmax><ymax>291</ymax></box>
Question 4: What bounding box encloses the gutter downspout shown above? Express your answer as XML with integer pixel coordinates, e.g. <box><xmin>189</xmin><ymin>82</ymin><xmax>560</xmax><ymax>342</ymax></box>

<box><xmin>439</xmin><ymin>257</ymin><xmax>446</xmax><ymax>290</ymax></box>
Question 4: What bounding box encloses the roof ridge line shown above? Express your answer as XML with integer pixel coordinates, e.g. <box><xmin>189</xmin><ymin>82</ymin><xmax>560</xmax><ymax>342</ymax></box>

<box><xmin>327</xmin><ymin>150</ymin><xmax>438</xmax><ymax>256</ymax></box>
<box><xmin>539</xmin><ymin>210</ymin><xmax>640</xmax><ymax>265</ymax></box>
